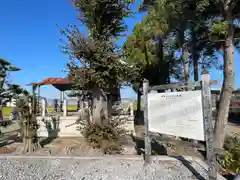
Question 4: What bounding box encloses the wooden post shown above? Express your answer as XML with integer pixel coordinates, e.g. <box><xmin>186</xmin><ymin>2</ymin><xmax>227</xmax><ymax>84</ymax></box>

<box><xmin>37</xmin><ymin>85</ymin><xmax>40</xmax><ymax>114</ymax></box>
<box><xmin>201</xmin><ymin>71</ymin><xmax>217</xmax><ymax>180</ymax></box>
<box><xmin>32</xmin><ymin>84</ymin><xmax>37</xmax><ymax>116</ymax></box>
<box><xmin>60</xmin><ymin>91</ymin><xmax>63</xmax><ymax>112</ymax></box>
<box><xmin>143</xmin><ymin>79</ymin><xmax>151</xmax><ymax>163</ymax></box>
<box><xmin>130</xmin><ymin>102</ymin><xmax>134</xmax><ymax>117</ymax></box>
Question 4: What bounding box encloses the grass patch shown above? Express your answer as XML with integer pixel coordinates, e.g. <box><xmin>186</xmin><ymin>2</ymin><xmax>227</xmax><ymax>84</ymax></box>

<box><xmin>2</xmin><ymin>105</ymin><xmax>78</xmax><ymax>117</ymax></box>
<box><xmin>47</xmin><ymin>105</ymin><xmax>77</xmax><ymax>113</ymax></box>
<box><xmin>2</xmin><ymin>107</ymin><xmax>12</xmax><ymax>117</ymax></box>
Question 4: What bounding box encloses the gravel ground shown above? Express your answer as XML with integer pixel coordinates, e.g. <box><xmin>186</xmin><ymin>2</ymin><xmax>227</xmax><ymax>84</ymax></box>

<box><xmin>0</xmin><ymin>156</ymin><xmax>225</xmax><ymax>180</ymax></box>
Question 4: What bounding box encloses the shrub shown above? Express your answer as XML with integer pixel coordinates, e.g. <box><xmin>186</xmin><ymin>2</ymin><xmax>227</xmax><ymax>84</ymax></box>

<box><xmin>78</xmin><ymin>112</ymin><xmax>127</xmax><ymax>154</ymax></box>
<box><xmin>220</xmin><ymin>134</ymin><xmax>240</xmax><ymax>174</ymax></box>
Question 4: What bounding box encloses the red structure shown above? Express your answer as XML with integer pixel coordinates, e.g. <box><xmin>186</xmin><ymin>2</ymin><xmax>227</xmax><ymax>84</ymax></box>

<box><xmin>37</xmin><ymin>77</ymin><xmax>73</xmax><ymax>91</ymax></box>
<box><xmin>28</xmin><ymin>76</ymin><xmax>75</xmax><ymax>113</ymax></box>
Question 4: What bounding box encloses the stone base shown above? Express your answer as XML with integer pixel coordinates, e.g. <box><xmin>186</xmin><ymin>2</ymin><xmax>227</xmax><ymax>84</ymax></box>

<box><xmin>37</xmin><ymin>116</ymin><xmax>81</xmax><ymax>137</ymax></box>
<box><xmin>36</xmin><ymin>115</ymin><xmax>135</xmax><ymax>137</ymax></box>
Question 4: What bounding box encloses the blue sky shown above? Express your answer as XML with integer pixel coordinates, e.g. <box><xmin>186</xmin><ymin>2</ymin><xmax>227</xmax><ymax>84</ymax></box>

<box><xmin>0</xmin><ymin>0</ymin><xmax>239</xmax><ymax>99</ymax></box>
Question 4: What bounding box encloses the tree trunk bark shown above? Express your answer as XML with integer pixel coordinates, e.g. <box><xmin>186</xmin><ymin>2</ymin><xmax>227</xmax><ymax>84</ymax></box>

<box><xmin>214</xmin><ymin>3</ymin><xmax>234</xmax><ymax>149</ymax></box>
<box><xmin>22</xmin><ymin>120</ymin><xmax>40</xmax><ymax>153</ymax></box>
<box><xmin>178</xmin><ymin>27</ymin><xmax>190</xmax><ymax>83</ymax></box>
<box><xmin>137</xmin><ymin>83</ymin><xmax>142</xmax><ymax>113</ymax></box>
<box><xmin>183</xmin><ymin>50</ymin><xmax>190</xmax><ymax>83</ymax></box>
<box><xmin>107</xmin><ymin>94</ymin><xmax>112</xmax><ymax>118</ymax></box>
<box><xmin>191</xmin><ymin>25</ymin><xmax>199</xmax><ymax>82</ymax></box>
<box><xmin>135</xmin><ymin>82</ymin><xmax>142</xmax><ymax>125</ymax></box>
<box><xmin>21</xmin><ymin>86</ymin><xmax>40</xmax><ymax>154</ymax></box>
<box><xmin>108</xmin><ymin>86</ymin><xmax>120</xmax><ymax>117</ymax></box>
<box><xmin>92</xmin><ymin>88</ymin><xmax>108</xmax><ymax>124</ymax></box>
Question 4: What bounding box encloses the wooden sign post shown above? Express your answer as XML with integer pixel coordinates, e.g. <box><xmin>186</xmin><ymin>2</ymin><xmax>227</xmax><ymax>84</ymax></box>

<box><xmin>201</xmin><ymin>71</ymin><xmax>217</xmax><ymax>180</ymax></box>
<box><xmin>143</xmin><ymin>72</ymin><xmax>217</xmax><ymax>179</ymax></box>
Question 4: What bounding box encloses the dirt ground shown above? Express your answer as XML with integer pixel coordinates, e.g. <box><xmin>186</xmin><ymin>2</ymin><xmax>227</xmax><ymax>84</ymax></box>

<box><xmin>226</xmin><ymin>123</ymin><xmax>240</xmax><ymax>135</ymax></box>
<box><xmin>134</xmin><ymin>122</ymin><xmax>240</xmax><ymax>159</ymax></box>
<box><xmin>0</xmin><ymin>135</ymin><xmax>136</xmax><ymax>156</ymax></box>
<box><xmin>0</xmin><ymin>120</ymin><xmax>239</xmax><ymax>159</ymax></box>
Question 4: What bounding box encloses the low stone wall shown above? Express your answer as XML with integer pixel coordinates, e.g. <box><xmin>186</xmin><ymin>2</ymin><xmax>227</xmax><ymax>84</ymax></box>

<box><xmin>37</xmin><ymin>116</ymin><xmax>81</xmax><ymax>137</ymax></box>
<box><xmin>37</xmin><ymin>115</ymin><xmax>135</xmax><ymax>137</ymax></box>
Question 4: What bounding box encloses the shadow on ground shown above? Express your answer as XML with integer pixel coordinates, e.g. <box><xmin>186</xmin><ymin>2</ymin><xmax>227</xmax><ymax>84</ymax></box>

<box><xmin>173</xmin><ymin>156</ymin><xmax>236</xmax><ymax>180</ymax></box>
<box><xmin>174</xmin><ymin>156</ymin><xmax>237</xmax><ymax>180</ymax></box>
<box><xmin>228</xmin><ymin>113</ymin><xmax>240</xmax><ymax>126</ymax></box>
<box><xmin>174</xmin><ymin>156</ymin><xmax>206</xmax><ymax>180</ymax></box>
<box><xmin>40</xmin><ymin>116</ymin><xmax>60</xmax><ymax>147</ymax></box>
<box><xmin>130</xmin><ymin>134</ymin><xmax>167</xmax><ymax>155</ymax></box>
<box><xmin>0</xmin><ymin>134</ymin><xmax>19</xmax><ymax>148</ymax></box>
<box><xmin>134</xmin><ymin>110</ymin><xmax>144</xmax><ymax>126</ymax></box>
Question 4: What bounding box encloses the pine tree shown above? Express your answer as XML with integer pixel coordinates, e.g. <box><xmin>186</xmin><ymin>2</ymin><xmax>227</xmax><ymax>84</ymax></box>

<box><xmin>0</xmin><ymin>58</ymin><xmax>21</xmax><ymax>121</ymax></box>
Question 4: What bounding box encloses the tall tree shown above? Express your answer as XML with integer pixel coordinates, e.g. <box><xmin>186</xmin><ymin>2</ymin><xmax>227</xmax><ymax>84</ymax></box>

<box><xmin>213</xmin><ymin>0</ymin><xmax>238</xmax><ymax>149</ymax></box>
<box><xmin>0</xmin><ymin>58</ymin><xmax>21</xmax><ymax>121</ymax></box>
<box><xmin>123</xmin><ymin>11</ymin><xmax>184</xmax><ymax>118</ymax></box>
<box><xmin>140</xmin><ymin>0</ymin><xmax>240</xmax><ymax>149</ymax></box>
<box><xmin>16</xmin><ymin>85</ymin><xmax>40</xmax><ymax>154</ymax></box>
<box><xmin>60</xmin><ymin>0</ymin><xmax>131</xmax><ymax>123</ymax></box>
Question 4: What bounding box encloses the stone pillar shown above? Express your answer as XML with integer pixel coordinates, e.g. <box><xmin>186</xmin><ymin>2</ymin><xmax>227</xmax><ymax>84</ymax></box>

<box><xmin>28</xmin><ymin>102</ymin><xmax>32</xmax><ymax>114</ymax></box>
<box><xmin>63</xmin><ymin>99</ymin><xmax>68</xmax><ymax>117</ymax></box>
<box><xmin>53</xmin><ymin>99</ymin><xmax>58</xmax><ymax>112</ymax></box>
<box><xmin>41</xmin><ymin>99</ymin><xmax>46</xmax><ymax>117</ymax></box>
<box><xmin>130</xmin><ymin>102</ymin><xmax>134</xmax><ymax>117</ymax></box>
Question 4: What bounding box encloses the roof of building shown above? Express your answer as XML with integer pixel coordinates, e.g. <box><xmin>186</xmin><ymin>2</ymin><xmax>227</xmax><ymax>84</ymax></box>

<box><xmin>36</xmin><ymin>77</ymin><xmax>74</xmax><ymax>91</ymax></box>
<box><xmin>38</xmin><ymin>77</ymin><xmax>72</xmax><ymax>85</ymax></box>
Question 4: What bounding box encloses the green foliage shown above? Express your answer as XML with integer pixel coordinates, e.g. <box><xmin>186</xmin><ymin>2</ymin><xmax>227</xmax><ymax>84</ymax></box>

<box><xmin>123</xmin><ymin>0</ymin><xmax>186</xmax><ymax>86</ymax></box>
<box><xmin>135</xmin><ymin>0</ymin><xmax>240</xmax><ymax>80</ymax></box>
<box><xmin>74</xmin><ymin>0</ymin><xmax>131</xmax><ymax>39</ymax></box>
<box><xmin>211</xmin><ymin>21</ymin><xmax>228</xmax><ymax>40</ymax></box>
<box><xmin>221</xmin><ymin>135</ymin><xmax>240</xmax><ymax>173</ymax></box>
<box><xmin>0</xmin><ymin>58</ymin><xmax>24</xmax><ymax>128</ymax></box>
<box><xmin>16</xmin><ymin>91</ymin><xmax>39</xmax><ymax>146</ymax></box>
<box><xmin>0</xmin><ymin>58</ymin><xmax>23</xmax><ymax>106</ymax></box>
<box><xmin>60</xmin><ymin>0</ymin><xmax>132</xmax><ymax>90</ymax></box>
<box><xmin>0</xmin><ymin>58</ymin><xmax>20</xmax><ymax>78</ymax></box>
<box><xmin>79</xmin><ymin>116</ymin><xmax>127</xmax><ymax>154</ymax></box>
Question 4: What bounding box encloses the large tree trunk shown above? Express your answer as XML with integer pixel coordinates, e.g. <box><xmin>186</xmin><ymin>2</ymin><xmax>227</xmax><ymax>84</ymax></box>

<box><xmin>21</xmin><ymin>85</ymin><xmax>40</xmax><ymax>153</ymax></box>
<box><xmin>177</xmin><ymin>27</ymin><xmax>190</xmax><ymax>83</ymax></box>
<box><xmin>214</xmin><ymin>3</ymin><xmax>234</xmax><ymax>149</ymax></box>
<box><xmin>92</xmin><ymin>88</ymin><xmax>108</xmax><ymax>124</ymax></box>
<box><xmin>107</xmin><ymin>94</ymin><xmax>112</xmax><ymax>118</ymax></box>
<box><xmin>137</xmin><ymin>83</ymin><xmax>142</xmax><ymax>113</ymax></box>
<box><xmin>22</xmin><ymin>120</ymin><xmax>40</xmax><ymax>153</ymax></box>
<box><xmin>183</xmin><ymin>50</ymin><xmax>190</xmax><ymax>83</ymax></box>
<box><xmin>108</xmin><ymin>86</ymin><xmax>120</xmax><ymax>117</ymax></box>
<box><xmin>157</xmin><ymin>36</ymin><xmax>167</xmax><ymax>85</ymax></box>
<box><xmin>155</xmin><ymin>36</ymin><xmax>169</xmax><ymax>92</ymax></box>
<box><xmin>135</xmin><ymin>82</ymin><xmax>142</xmax><ymax>125</ymax></box>
<box><xmin>191</xmin><ymin>25</ymin><xmax>199</xmax><ymax>82</ymax></box>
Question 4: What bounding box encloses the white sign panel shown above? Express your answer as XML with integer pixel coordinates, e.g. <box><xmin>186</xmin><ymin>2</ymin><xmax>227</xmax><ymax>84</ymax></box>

<box><xmin>148</xmin><ymin>90</ymin><xmax>205</xmax><ymax>141</ymax></box>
